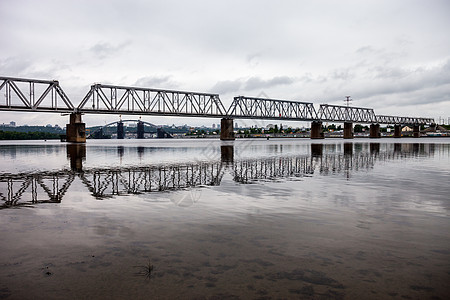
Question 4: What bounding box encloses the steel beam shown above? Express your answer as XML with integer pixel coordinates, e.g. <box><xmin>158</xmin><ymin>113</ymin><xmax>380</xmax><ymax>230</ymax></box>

<box><xmin>0</xmin><ymin>76</ymin><xmax>74</xmax><ymax>112</ymax></box>
<box><xmin>77</xmin><ymin>84</ymin><xmax>227</xmax><ymax>117</ymax></box>
<box><xmin>318</xmin><ymin>104</ymin><xmax>377</xmax><ymax>123</ymax></box>
<box><xmin>227</xmin><ymin>96</ymin><xmax>318</xmax><ymax>121</ymax></box>
<box><xmin>0</xmin><ymin>77</ymin><xmax>436</xmax><ymax>127</ymax></box>
<box><xmin>376</xmin><ymin>115</ymin><xmax>433</xmax><ymax>125</ymax></box>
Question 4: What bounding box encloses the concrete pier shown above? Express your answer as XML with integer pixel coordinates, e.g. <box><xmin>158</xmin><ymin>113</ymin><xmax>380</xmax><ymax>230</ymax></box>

<box><xmin>413</xmin><ymin>124</ymin><xmax>420</xmax><ymax>138</ymax></box>
<box><xmin>66</xmin><ymin>113</ymin><xmax>86</xmax><ymax>143</ymax></box>
<box><xmin>117</xmin><ymin>121</ymin><xmax>124</xmax><ymax>139</ymax></box>
<box><xmin>369</xmin><ymin>124</ymin><xmax>381</xmax><ymax>138</ymax></box>
<box><xmin>343</xmin><ymin>122</ymin><xmax>354</xmax><ymax>139</ymax></box>
<box><xmin>137</xmin><ymin>121</ymin><xmax>144</xmax><ymax>139</ymax></box>
<box><xmin>220</xmin><ymin>118</ymin><xmax>235</xmax><ymax>140</ymax></box>
<box><xmin>310</xmin><ymin>121</ymin><xmax>324</xmax><ymax>139</ymax></box>
<box><xmin>394</xmin><ymin>124</ymin><xmax>402</xmax><ymax>138</ymax></box>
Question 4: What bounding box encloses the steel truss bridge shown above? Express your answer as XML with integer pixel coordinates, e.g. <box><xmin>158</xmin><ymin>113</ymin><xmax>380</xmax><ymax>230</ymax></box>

<box><xmin>0</xmin><ymin>76</ymin><xmax>434</xmax><ymax>125</ymax></box>
<box><xmin>0</xmin><ymin>143</ymin><xmax>435</xmax><ymax>209</ymax></box>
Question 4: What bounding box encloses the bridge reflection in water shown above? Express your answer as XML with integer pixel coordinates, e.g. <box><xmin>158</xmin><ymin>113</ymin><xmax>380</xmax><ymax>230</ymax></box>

<box><xmin>0</xmin><ymin>142</ymin><xmax>438</xmax><ymax>209</ymax></box>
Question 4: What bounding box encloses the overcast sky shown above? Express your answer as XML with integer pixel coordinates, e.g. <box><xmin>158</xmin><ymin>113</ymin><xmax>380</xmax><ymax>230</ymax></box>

<box><xmin>1</xmin><ymin>0</ymin><xmax>449</xmax><ymax>127</ymax></box>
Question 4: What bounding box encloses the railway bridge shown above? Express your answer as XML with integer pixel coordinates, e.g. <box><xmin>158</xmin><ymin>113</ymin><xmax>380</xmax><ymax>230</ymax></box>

<box><xmin>0</xmin><ymin>76</ymin><xmax>435</xmax><ymax>142</ymax></box>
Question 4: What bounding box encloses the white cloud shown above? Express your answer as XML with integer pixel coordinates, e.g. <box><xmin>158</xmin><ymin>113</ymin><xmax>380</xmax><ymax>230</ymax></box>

<box><xmin>0</xmin><ymin>0</ymin><xmax>449</xmax><ymax>126</ymax></box>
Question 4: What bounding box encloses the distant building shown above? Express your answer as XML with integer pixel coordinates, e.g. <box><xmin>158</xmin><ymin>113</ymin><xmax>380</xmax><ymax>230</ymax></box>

<box><xmin>46</xmin><ymin>124</ymin><xmax>52</xmax><ymax>127</ymax></box>
<box><xmin>212</xmin><ymin>124</ymin><xmax>216</xmax><ymax>129</ymax></box>
<box><xmin>10</xmin><ymin>121</ymin><xmax>16</xmax><ymax>127</ymax></box>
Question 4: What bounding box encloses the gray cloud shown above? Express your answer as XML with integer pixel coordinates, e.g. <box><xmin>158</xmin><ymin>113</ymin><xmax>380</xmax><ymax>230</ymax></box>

<box><xmin>0</xmin><ymin>58</ymin><xmax>30</xmax><ymax>76</ymax></box>
<box><xmin>244</xmin><ymin>76</ymin><xmax>294</xmax><ymax>91</ymax></box>
<box><xmin>330</xmin><ymin>68</ymin><xmax>354</xmax><ymax>81</ymax></box>
<box><xmin>366</xmin><ymin>59</ymin><xmax>450</xmax><ymax>98</ymax></box>
<box><xmin>89</xmin><ymin>42</ymin><xmax>128</xmax><ymax>59</ymax></box>
<box><xmin>134</xmin><ymin>76</ymin><xmax>175</xmax><ymax>88</ymax></box>
<box><xmin>210</xmin><ymin>76</ymin><xmax>295</xmax><ymax>95</ymax></box>
<box><xmin>210</xmin><ymin>79</ymin><xmax>242</xmax><ymax>94</ymax></box>
<box><xmin>1</xmin><ymin>0</ymin><xmax>450</xmax><ymax>126</ymax></box>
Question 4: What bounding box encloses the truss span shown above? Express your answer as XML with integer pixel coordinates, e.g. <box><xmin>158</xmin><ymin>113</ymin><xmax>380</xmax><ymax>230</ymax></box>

<box><xmin>318</xmin><ymin>104</ymin><xmax>377</xmax><ymax>123</ymax></box>
<box><xmin>0</xmin><ymin>76</ymin><xmax>74</xmax><ymax>112</ymax></box>
<box><xmin>77</xmin><ymin>84</ymin><xmax>227</xmax><ymax>117</ymax></box>
<box><xmin>0</xmin><ymin>76</ymin><xmax>436</xmax><ymax>125</ymax></box>
<box><xmin>375</xmin><ymin>115</ymin><xmax>434</xmax><ymax>125</ymax></box>
<box><xmin>227</xmin><ymin>96</ymin><xmax>318</xmax><ymax>121</ymax></box>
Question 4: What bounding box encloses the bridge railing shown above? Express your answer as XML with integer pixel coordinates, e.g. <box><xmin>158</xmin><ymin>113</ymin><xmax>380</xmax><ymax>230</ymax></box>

<box><xmin>77</xmin><ymin>84</ymin><xmax>227</xmax><ymax>117</ymax></box>
<box><xmin>227</xmin><ymin>96</ymin><xmax>318</xmax><ymax>120</ymax></box>
<box><xmin>0</xmin><ymin>76</ymin><xmax>74</xmax><ymax>112</ymax></box>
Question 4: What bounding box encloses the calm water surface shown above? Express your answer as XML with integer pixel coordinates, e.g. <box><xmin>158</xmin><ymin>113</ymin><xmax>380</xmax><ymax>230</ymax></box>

<box><xmin>0</xmin><ymin>138</ymin><xmax>449</xmax><ymax>300</ymax></box>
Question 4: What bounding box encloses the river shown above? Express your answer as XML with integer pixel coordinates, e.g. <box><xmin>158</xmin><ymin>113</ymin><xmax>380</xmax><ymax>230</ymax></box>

<box><xmin>0</xmin><ymin>138</ymin><xmax>449</xmax><ymax>299</ymax></box>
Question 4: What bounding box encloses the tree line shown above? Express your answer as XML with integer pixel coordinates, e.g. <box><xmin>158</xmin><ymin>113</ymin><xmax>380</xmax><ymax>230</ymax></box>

<box><xmin>0</xmin><ymin>130</ymin><xmax>61</xmax><ymax>140</ymax></box>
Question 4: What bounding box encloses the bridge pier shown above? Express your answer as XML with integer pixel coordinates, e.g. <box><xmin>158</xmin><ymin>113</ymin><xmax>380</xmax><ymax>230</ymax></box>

<box><xmin>394</xmin><ymin>124</ymin><xmax>402</xmax><ymax>138</ymax></box>
<box><xmin>413</xmin><ymin>124</ymin><xmax>420</xmax><ymax>138</ymax></box>
<box><xmin>137</xmin><ymin>121</ymin><xmax>144</xmax><ymax>139</ymax></box>
<box><xmin>117</xmin><ymin>121</ymin><xmax>124</xmax><ymax>139</ymax></box>
<box><xmin>369</xmin><ymin>124</ymin><xmax>381</xmax><ymax>138</ymax></box>
<box><xmin>310</xmin><ymin>121</ymin><xmax>324</xmax><ymax>139</ymax></box>
<box><xmin>220</xmin><ymin>118</ymin><xmax>235</xmax><ymax>140</ymax></box>
<box><xmin>66</xmin><ymin>113</ymin><xmax>86</xmax><ymax>143</ymax></box>
<box><xmin>343</xmin><ymin>122</ymin><xmax>354</xmax><ymax>139</ymax></box>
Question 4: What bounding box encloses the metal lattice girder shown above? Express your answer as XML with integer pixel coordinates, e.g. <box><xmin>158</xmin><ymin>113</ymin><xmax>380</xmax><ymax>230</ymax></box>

<box><xmin>0</xmin><ymin>76</ymin><xmax>74</xmax><ymax>112</ymax></box>
<box><xmin>318</xmin><ymin>104</ymin><xmax>377</xmax><ymax>123</ymax></box>
<box><xmin>227</xmin><ymin>96</ymin><xmax>318</xmax><ymax>120</ymax></box>
<box><xmin>375</xmin><ymin>115</ymin><xmax>434</xmax><ymax>125</ymax></box>
<box><xmin>77</xmin><ymin>84</ymin><xmax>227</xmax><ymax>117</ymax></box>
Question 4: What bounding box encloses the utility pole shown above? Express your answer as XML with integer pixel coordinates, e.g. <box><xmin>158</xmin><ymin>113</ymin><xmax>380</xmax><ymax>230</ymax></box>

<box><xmin>344</xmin><ymin>96</ymin><xmax>352</xmax><ymax>106</ymax></box>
